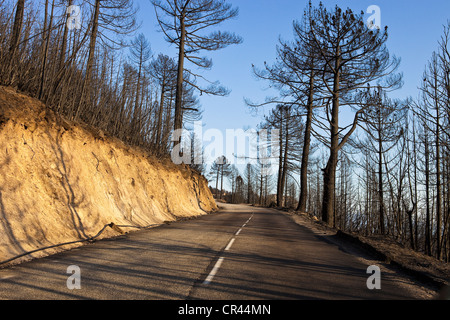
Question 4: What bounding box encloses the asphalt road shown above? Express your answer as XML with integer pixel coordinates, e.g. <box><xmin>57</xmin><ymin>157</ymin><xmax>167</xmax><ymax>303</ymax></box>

<box><xmin>0</xmin><ymin>203</ymin><xmax>436</xmax><ymax>300</ymax></box>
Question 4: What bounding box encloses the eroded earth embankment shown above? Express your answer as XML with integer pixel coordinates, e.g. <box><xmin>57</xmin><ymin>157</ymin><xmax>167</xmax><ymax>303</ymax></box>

<box><xmin>0</xmin><ymin>86</ymin><xmax>217</xmax><ymax>267</ymax></box>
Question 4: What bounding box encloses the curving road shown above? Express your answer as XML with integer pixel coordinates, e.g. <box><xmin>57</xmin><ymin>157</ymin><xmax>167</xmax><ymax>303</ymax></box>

<box><xmin>0</xmin><ymin>203</ymin><xmax>436</xmax><ymax>300</ymax></box>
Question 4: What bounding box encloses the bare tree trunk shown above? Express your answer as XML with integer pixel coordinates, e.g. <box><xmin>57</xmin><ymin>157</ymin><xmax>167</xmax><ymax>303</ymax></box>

<box><xmin>75</xmin><ymin>0</ymin><xmax>100</xmax><ymax>120</ymax></box>
<box><xmin>322</xmin><ymin>52</ymin><xmax>341</xmax><ymax>227</ymax></box>
<box><xmin>297</xmin><ymin>71</ymin><xmax>314</xmax><ymax>212</ymax></box>
<box><xmin>220</xmin><ymin>163</ymin><xmax>224</xmax><ymax>199</ymax></box>
<box><xmin>378</xmin><ymin>137</ymin><xmax>385</xmax><ymax>234</ymax></box>
<box><xmin>59</xmin><ymin>0</ymin><xmax>73</xmax><ymax>71</ymax></box>
<box><xmin>9</xmin><ymin>0</ymin><xmax>25</xmax><ymax>53</ymax></box>
<box><xmin>425</xmin><ymin>133</ymin><xmax>432</xmax><ymax>255</ymax></box>
<box><xmin>131</xmin><ymin>53</ymin><xmax>143</xmax><ymax>143</ymax></box>
<box><xmin>435</xmin><ymin>75</ymin><xmax>443</xmax><ymax>260</ymax></box>
<box><xmin>215</xmin><ymin>165</ymin><xmax>220</xmax><ymax>198</ymax></box>
<box><xmin>173</xmin><ymin>11</ymin><xmax>186</xmax><ymax>148</ymax></box>
<box><xmin>279</xmin><ymin>110</ymin><xmax>289</xmax><ymax>207</ymax></box>
<box><xmin>259</xmin><ymin>169</ymin><xmax>263</xmax><ymax>205</ymax></box>
<box><xmin>407</xmin><ymin>207</ymin><xmax>415</xmax><ymax>249</ymax></box>
<box><xmin>276</xmin><ymin>113</ymin><xmax>284</xmax><ymax>207</ymax></box>
<box><xmin>7</xmin><ymin>0</ymin><xmax>25</xmax><ymax>84</ymax></box>
<box><xmin>155</xmin><ymin>83</ymin><xmax>165</xmax><ymax>149</ymax></box>
<box><xmin>38</xmin><ymin>0</ymin><xmax>55</xmax><ymax>100</ymax></box>
<box><xmin>413</xmin><ymin>119</ymin><xmax>419</xmax><ymax>250</ymax></box>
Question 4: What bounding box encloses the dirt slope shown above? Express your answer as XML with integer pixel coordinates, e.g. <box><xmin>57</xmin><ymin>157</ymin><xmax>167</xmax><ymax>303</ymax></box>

<box><xmin>0</xmin><ymin>86</ymin><xmax>217</xmax><ymax>267</ymax></box>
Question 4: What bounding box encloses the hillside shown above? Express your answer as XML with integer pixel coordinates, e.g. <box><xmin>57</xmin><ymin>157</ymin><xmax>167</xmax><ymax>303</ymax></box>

<box><xmin>0</xmin><ymin>86</ymin><xmax>217</xmax><ymax>267</ymax></box>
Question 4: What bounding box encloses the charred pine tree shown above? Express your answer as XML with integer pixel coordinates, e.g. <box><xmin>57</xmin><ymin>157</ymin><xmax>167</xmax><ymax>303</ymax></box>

<box><xmin>75</xmin><ymin>0</ymin><xmax>138</xmax><ymax>122</ymax></box>
<box><xmin>150</xmin><ymin>54</ymin><xmax>177</xmax><ymax>152</ymax></box>
<box><xmin>152</xmin><ymin>0</ymin><xmax>242</xmax><ymax>147</ymax></box>
<box><xmin>356</xmin><ymin>86</ymin><xmax>408</xmax><ymax>234</ymax></box>
<box><xmin>307</xmin><ymin>4</ymin><xmax>402</xmax><ymax>227</ymax></box>
<box><xmin>5</xmin><ymin>0</ymin><xmax>25</xmax><ymax>84</ymax></box>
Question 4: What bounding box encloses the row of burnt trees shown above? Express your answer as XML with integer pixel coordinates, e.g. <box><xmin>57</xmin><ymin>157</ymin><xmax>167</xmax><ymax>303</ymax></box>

<box><xmin>0</xmin><ymin>0</ymin><xmax>183</xmax><ymax>154</ymax></box>
<box><xmin>0</xmin><ymin>0</ymin><xmax>240</xmax><ymax>160</ymax></box>
<box><xmin>411</xmin><ymin>24</ymin><xmax>450</xmax><ymax>260</ymax></box>
<box><xmin>208</xmin><ymin>104</ymin><xmax>305</xmax><ymax>208</ymax></box>
<box><xmin>248</xmin><ymin>2</ymin><xmax>450</xmax><ymax>261</ymax></box>
<box><xmin>345</xmin><ymin>21</ymin><xmax>450</xmax><ymax>262</ymax></box>
<box><xmin>249</xmin><ymin>2</ymin><xmax>402</xmax><ymax>222</ymax></box>
<box><xmin>209</xmin><ymin>155</ymin><xmax>282</xmax><ymax>208</ymax></box>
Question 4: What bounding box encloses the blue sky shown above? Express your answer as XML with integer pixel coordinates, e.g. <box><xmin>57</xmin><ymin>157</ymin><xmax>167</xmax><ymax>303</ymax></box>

<box><xmin>137</xmin><ymin>0</ymin><xmax>450</xmax><ymax>138</ymax></box>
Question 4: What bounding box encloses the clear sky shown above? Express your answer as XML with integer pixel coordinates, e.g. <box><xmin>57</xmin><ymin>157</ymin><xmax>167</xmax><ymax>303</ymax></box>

<box><xmin>137</xmin><ymin>0</ymin><xmax>450</xmax><ymax>139</ymax></box>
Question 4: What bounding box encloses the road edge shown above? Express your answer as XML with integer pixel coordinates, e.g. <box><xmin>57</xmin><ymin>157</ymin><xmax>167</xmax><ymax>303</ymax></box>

<box><xmin>270</xmin><ymin>207</ymin><xmax>449</xmax><ymax>293</ymax></box>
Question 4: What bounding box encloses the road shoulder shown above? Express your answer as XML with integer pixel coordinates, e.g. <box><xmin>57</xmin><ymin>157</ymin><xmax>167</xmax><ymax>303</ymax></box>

<box><xmin>269</xmin><ymin>207</ymin><xmax>445</xmax><ymax>299</ymax></box>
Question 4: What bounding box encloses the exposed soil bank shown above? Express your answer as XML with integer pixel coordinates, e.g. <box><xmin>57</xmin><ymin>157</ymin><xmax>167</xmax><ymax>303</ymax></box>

<box><xmin>0</xmin><ymin>86</ymin><xmax>217</xmax><ymax>267</ymax></box>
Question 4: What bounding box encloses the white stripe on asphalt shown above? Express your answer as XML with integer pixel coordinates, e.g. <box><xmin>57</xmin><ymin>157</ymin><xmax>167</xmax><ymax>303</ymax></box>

<box><xmin>203</xmin><ymin>213</ymin><xmax>254</xmax><ymax>285</ymax></box>
<box><xmin>225</xmin><ymin>238</ymin><xmax>235</xmax><ymax>251</ymax></box>
<box><xmin>203</xmin><ymin>257</ymin><xmax>224</xmax><ymax>285</ymax></box>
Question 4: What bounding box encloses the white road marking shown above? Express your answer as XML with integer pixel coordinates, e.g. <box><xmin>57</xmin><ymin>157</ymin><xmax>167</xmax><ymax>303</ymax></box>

<box><xmin>225</xmin><ymin>238</ymin><xmax>235</xmax><ymax>251</ymax></box>
<box><xmin>203</xmin><ymin>213</ymin><xmax>255</xmax><ymax>285</ymax></box>
<box><xmin>203</xmin><ymin>257</ymin><xmax>224</xmax><ymax>285</ymax></box>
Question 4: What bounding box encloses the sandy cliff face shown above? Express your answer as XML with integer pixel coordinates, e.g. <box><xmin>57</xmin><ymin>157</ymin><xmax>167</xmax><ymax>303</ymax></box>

<box><xmin>0</xmin><ymin>86</ymin><xmax>217</xmax><ymax>266</ymax></box>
